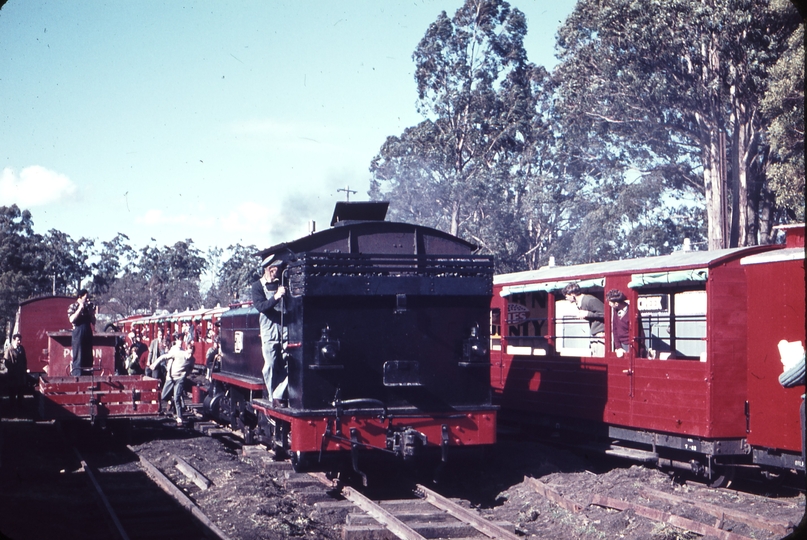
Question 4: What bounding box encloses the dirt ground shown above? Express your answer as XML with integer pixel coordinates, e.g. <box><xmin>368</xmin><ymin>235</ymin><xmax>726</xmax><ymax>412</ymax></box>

<box><xmin>127</xmin><ymin>418</ymin><xmax>807</xmax><ymax>540</ymax></box>
<box><xmin>0</xmin><ymin>393</ymin><xmax>804</xmax><ymax>540</ymax></box>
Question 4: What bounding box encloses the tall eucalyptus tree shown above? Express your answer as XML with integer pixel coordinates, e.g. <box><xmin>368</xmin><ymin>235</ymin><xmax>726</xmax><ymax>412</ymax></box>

<box><xmin>553</xmin><ymin>0</ymin><xmax>801</xmax><ymax>249</ymax></box>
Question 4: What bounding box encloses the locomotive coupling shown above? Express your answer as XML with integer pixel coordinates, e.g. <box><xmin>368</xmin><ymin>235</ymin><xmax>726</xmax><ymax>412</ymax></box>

<box><xmin>386</xmin><ymin>427</ymin><xmax>428</xmax><ymax>460</ymax></box>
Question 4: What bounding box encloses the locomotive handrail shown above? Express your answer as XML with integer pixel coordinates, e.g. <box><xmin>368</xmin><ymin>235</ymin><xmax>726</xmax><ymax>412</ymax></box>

<box><xmin>291</xmin><ymin>253</ymin><xmax>494</xmax><ymax>278</ymax></box>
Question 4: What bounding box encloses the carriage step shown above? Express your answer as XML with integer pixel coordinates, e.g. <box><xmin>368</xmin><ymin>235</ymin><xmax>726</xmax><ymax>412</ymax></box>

<box><xmin>604</xmin><ymin>446</ymin><xmax>659</xmax><ymax>463</ymax></box>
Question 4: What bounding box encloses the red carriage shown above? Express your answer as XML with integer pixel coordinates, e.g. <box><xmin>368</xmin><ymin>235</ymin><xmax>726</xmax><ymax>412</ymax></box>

<box><xmin>491</xmin><ymin>225</ymin><xmax>805</xmax><ymax>484</ymax></box>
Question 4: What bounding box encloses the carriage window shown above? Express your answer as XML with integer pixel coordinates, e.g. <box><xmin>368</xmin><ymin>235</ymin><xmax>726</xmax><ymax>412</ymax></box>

<box><xmin>554</xmin><ymin>292</ymin><xmax>605</xmax><ymax>357</ymax></box>
<box><xmin>505</xmin><ymin>292</ymin><xmax>549</xmax><ymax>356</ymax></box>
<box><xmin>490</xmin><ymin>308</ymin><xmax>501</xmax><ymax>351</ymax></box>
<box><xmin>638</xmin><ymin>290</ymin><xmax>706</xmax><ymax>360</ymax></box>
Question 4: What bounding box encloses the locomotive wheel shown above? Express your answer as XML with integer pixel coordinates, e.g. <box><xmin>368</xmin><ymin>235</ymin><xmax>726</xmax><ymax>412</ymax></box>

<box><xmin>291</xmin><ymin>451</ymin><xmax>317</xmax><ymax>472</ymax></box>
<box><xmin>272</xmin><ymin>419</ymin><xmax>291</xmax><ymax>460</ymax></box>
<box><xmin>243</xmin><ymin>423</ymin><xmax>255</xmax><ymax>445</ymax></box>
<box><xmin>255</xmin><ymin>411</ymin><xmax>274</xmax><ymax>447</ymax></box>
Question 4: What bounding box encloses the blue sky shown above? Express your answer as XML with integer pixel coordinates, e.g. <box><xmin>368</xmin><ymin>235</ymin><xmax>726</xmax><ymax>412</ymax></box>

<box><xmin>0</xmin><ymin>0</ymin><xmax>577</xmax><ymax>255</ymax></box>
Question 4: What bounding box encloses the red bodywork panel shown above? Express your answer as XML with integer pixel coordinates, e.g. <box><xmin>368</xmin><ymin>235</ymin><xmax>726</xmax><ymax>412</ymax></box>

<box><xmin>46</xmin><ymin>331</ymin><xmax>123</xmax><ymax>378</ymax></box>
<box><xmin>37</xmin><ymin>375</ymin><xmax>160</xmax><ymax>419</ymax></box>
<box><xmin>16</xmin><ymin>296</ymin><xmax>74</xmax><ymax>373</ymax></box>
<box><xmin>492</xmin><ymin>245</ymin><xmax>781</xmax><ymax>442</ymax></box>
<box><xmin>744</xmin><ymin>250</ymin><xmax>805</xmax><ymax>453</ymax></box>
<box><xmin>251</xmin><ymin>401</ymin><xmax>497</xmax><ymax>453</ymax></box>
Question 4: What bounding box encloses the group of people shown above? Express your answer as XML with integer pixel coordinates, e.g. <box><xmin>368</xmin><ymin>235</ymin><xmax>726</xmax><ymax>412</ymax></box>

<box><xmin>66</xmin><ymin>287</ymin><xmax>199</xmax><ymax>426</ymax></box>
<box><xmin>561</xmin><ymin>283</ymin><xmax>633</xmax><ymax>357</ymax></box>
<box><xmin>117</xmin><ymin>328</ymin><xmax>200</xmax><ymax>426</ymax></box>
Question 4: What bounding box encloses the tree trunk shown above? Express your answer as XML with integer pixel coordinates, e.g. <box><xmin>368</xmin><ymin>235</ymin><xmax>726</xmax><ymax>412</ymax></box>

<box><xmin>450</xmin><ymin>199</ymin><xmax>460</xmax><ymax>237</ymax></box>
<box><xmin>704</xmin><ymin>130</ymin><xmax>728</xmax><ymax>250</ymax></box>
<box><xmin>757</xmin><ymin>188</ymin><xmax>775</xmax><ymax>245</ymax></box>
<box><xmin>730</xmin><ymin>101</ymin><xmax>754</xmax><ymax>247</ymax></box>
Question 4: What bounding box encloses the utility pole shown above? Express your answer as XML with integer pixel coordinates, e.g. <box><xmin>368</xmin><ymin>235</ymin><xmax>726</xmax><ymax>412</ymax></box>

<box><xmin>337</xmin><ymin>186</ymin><xmax>357</xmax><ymax>202</ymax></box>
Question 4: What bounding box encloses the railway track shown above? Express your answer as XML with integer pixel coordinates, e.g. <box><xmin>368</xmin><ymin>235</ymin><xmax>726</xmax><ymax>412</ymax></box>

<box><xmin>302</xmin><ymin>472</ymin><xmax>518</xmax><ymax>540</ymax></box>
<box><xmin>3</xmin><ymin>408</ymin><xmax>801</xmax><ymax>540</ymax></box>
<box><xmin>0</xmin><ymin>414</ymin><xmax>225</xmax><ymax>540</ymax></box>
<box><xmin>73</xmin><ymin>442</ymin><xmax>223</xmax><ymax>540</ymax></box>
<box><xmin>221</xmin><ymin>418</ymin><xmax>519</xmax><ymax>540</ymax></box>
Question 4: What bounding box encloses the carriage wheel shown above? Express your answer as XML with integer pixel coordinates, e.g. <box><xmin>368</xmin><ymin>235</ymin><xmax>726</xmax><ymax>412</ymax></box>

<box><xmin>708</xmin><ymin>465</ymin><xmax>735</xmax><ymax>488</ymax></box>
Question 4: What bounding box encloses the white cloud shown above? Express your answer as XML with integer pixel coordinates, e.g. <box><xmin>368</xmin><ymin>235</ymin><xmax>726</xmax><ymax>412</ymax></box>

<box><xmin>136</xmin><ymin>202</ymin><xmax>274</xmax><ymax>247</ymax></box>
<box><xmin>0</xmin><ymin>166</ymin><xmax>77</xmax><ymax>207</ymax></box>
<box><xmin>219</xmin><ymin>202</ymin><xmax>272</xmax><ymax>235</ymax></box>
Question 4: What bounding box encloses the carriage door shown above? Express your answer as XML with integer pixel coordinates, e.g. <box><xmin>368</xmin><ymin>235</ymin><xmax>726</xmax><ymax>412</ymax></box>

<box><xmin>605</xmin><ymin>281</ymin><xmax>635</xmax><ymax>399</ymax></box>
<box><xmin>490</xmin><ymin>305</ymin><xmax>503</xmax><ymax>388</ymax></box>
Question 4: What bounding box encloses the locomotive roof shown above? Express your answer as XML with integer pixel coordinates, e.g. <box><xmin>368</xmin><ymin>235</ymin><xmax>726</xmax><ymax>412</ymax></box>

<box><xmin>256</xmin><ymin>217</ymin><xmax>478</xmax><ymax>260</ymax></box>
<box><xmin>495</xmin><ymin>244</ymin><xmax>779</xmax><ymax>286</ymax></box>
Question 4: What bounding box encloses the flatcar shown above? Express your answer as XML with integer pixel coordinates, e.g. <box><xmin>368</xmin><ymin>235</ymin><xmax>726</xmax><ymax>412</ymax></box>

<box><xmin>490</xmin><ymin>225</ymin><xmax>805</xmax><ymax>486</ymax></box>
<box><xmin>11</xmin><ymin>296</ymin><xmax>160</xmax><ymax>422</ymax></box>
<box><xmin>204</xmin><ymin>201</ymin><xmax>497</xmax><ymax>477</ymax></box>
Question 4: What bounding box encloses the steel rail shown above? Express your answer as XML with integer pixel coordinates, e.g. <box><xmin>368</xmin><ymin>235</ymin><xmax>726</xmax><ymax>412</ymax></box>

<box><xmin>131</xmin><ymin>447</ymin><xmax>233</xmax><ymax>540</ymax></box>
<box><xmin>340</xmin><ymin>486</ymin><xmax>426</xmax><ymax>540</ymax></box>
<box><xmin>414</xmin><ymin>484</ymin><xmax>519</xmax><ymax>540</ymax></box>
<box><xmin>72</xmin><ymin>446</ymin><xmax>131</xmax><ymax>540</ymax></box>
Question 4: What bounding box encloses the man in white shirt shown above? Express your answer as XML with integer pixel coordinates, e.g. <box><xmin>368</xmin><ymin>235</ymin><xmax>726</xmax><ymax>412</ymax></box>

<box><xmin>149</xmin><ymin>335</ymin><xmax>195</xmax><ymax>425</ymax></box>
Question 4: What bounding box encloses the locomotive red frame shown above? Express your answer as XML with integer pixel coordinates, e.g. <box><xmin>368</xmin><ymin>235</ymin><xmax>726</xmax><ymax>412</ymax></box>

<box><xmin>490</xmin><ymin>225</ymin><xmax>804</xmax><ymax>483</ymax></box>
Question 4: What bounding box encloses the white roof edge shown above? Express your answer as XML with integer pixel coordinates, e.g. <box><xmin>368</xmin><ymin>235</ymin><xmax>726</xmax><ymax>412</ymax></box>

<box><xmin>741</xmin><ymin>248</ymin><xmax>805</xmax><ymax>265</ymax></box>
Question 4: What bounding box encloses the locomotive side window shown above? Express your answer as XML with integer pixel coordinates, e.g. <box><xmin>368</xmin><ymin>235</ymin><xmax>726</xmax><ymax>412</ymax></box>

<box><xmin>554</xmin><ymin>292</ymin><xmax>605</xmax><ymax>358</ymax></box>
<box><xmin>637</xmin><ymin>290</ymin><xmax>706</xmax><ymax>360</ymax></box>
<box><xmin>506</xmin><ymin>292</ymin><xmax>550</xmax><ymax>356</ymax></box>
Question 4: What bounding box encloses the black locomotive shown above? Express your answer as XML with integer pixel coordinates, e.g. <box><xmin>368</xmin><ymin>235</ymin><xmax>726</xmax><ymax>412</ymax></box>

<box><xmin>204</xmin><ymin>202</ymin><xmax>497</xmax><ymax>476</ymax></box>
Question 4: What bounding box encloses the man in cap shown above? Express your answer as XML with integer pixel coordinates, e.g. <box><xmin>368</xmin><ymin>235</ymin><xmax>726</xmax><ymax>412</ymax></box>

<box><xmin>2</xmin><ymin>333</ymin><xmax>28</xmax><ymax>411</ymax></box>
<box><xmin>251</xmin><ymin>254</ymin><xmax>289</xmax><ymax>406</ymax></box>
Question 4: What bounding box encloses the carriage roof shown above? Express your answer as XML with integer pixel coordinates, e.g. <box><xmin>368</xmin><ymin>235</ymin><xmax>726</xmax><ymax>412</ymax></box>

<box><xmin>495</xmin><ymin>244</ymin><xmax>778</xmax><ymax>288</ymax></box>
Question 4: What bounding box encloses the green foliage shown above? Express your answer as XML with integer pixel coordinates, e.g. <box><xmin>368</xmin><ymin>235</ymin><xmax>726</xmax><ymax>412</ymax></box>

<box><xmin>0</xmin><ymin>203</ymin><xmax>258</xmax><ymax>326</ymax></box>
<box><xmin>372</xmin><ymin>0</ymin><xmax>537</xmax><ymax>240</ymax></box>
<box><xmin>39</xmin><ymin>229</ymin><xmax>93</xmax><ymax>295</ymax></box>
<box><xmin>760</xmin><ymin>3</ymin><xmax>804</xmax><ymax>220</ymax></box>
<box><xmin>0</xmin><ymin>205</ymin><xmax>48</xmax><ymax>338</ymax></box>
<box><xmin>553</xmin><ymin>0</ymin><xmax>801</xmax><ymax>248</ymax></box>
<box><xmin>203</xmin><ymin>244</ymin><xmax>260</xmax><ymax>307</ymax></box>
<box><xmin>132</xmin><ymin>239</ymin><xmax>207</xmax><ymax>313</ymax></box>
<box><xmin>93</xmin><ymin>233</ymin><xmax>136</xmax><ymax>296</ymax></box>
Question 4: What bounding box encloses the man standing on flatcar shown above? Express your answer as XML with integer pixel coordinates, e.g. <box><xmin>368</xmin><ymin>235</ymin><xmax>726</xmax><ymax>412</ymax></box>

<box><xmin>67</xmin><ymin>289</ymin><xmax>96</xmax><ymax>376</ymax></box>
<box><xmin>563</xmin><ymin>283</ymin><xmax>605</xmax><ymax>356</ymax></box>
<box><xmin>251</xmin><ymin>255</ymin><xmax>288</xmax><ymax>406</ymax></box>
